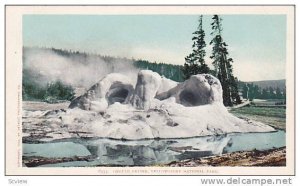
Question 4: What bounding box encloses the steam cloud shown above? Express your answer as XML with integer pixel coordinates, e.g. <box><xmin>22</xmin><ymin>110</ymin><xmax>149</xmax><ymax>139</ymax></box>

<box><xmin>23</xmin><ymin>48</ymin><xmax>139</xmax><ymax>88</ymax></box>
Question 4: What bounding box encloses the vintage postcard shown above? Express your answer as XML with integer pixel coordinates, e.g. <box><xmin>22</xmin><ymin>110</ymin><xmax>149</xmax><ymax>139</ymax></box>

<box><xmin>5</xmin><ymin>5</ymin><xmax>295</xmax><ymax>175</ymax></box>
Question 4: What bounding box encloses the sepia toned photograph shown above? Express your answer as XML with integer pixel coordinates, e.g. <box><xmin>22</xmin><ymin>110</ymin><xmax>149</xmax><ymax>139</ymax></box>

<box><xmin>5</xmin><ymin>5</ymin><xmax>295</xmax><ymax>175</ymax></box>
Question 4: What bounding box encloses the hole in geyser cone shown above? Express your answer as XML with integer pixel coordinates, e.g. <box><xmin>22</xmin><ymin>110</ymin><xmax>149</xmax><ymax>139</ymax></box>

<box><xmin>179</xmin><ymin>90</ymin><xmax>209</xmax><ymax>107</ymax></box>
<box><xmin>106</xmin><ymin>82</ymin><xmax>133</xmax><ymax>105</ymax></box>
<box><xmin>107</xmin><ymin>88</ymin><xmax>129</xmax><ymax>104</ymax></box>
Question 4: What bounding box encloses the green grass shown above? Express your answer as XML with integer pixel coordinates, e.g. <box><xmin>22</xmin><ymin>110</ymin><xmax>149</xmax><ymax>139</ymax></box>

<box><xmin>229</xmin><ymin>106</ymin><xmax>286</xmax><ymax>130</ymax></box>
<box><xmin>230</xmin><ymin>106</ymin><xmax>286</xmax><ymax>118</ymax></box>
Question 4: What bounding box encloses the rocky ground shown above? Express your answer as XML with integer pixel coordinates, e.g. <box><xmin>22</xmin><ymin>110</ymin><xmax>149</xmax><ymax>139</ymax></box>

<box><xmin>23</xmin><ymin>101</ymin><xmax>70</xmax><ymax>111</ymax></box>
<box><xmin>23</xmin><ymin>155</ymin><xmax>97</xmax><ymax>167</ymax></box>
<box><xmin>166</xmin><ymin>147</ymin><xmax>286</xmax><ymax>167</ymax></box>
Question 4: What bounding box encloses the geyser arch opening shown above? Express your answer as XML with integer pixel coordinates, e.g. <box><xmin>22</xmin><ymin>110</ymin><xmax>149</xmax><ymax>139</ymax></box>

<box><xmin>106</xmin><ymin>82</ymin><xmax>133</xmax><ymax>105</ymax></box>
<box><xmin>178</xmin><ymin>88</ymin><xmax>211</xmax><ymax>107</ymax></box>
<box><xmin>179</xmin><ymin>90</ymin><xmax>198</xmax><ymax>106</ymax></box>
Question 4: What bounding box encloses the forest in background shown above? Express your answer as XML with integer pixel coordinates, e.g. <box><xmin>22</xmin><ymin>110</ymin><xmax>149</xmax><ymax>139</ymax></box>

<box><xmin>22</xmin><ymin>47</ymin><xmax>286</xmax><ymax>103</ymax></box>
<box><xmin>22</xmin><ymin>47</ymin><xmax>184</xmax><ymax>102</ymax></box>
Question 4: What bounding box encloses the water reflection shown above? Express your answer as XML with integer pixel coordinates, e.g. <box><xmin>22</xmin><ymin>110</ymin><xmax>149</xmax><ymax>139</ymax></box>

<box><xmin>23</xmin><ymin>130</ymin><xmax>285</xmax><ymax>167</ymax></box>
<box><xmin>80</xmin><ymin>135</ymin><xmax>231</xmax><ymax>166</ymax></box>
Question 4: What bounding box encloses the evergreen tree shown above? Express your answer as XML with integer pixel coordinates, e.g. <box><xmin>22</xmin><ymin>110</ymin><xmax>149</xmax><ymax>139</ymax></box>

<box><xmin>248</xmin><ymin>83</ymin><xmax>255</xmax><ymax>100</ymax></box>
<box><xmin>262</xmin><ymin>88</ymin><xmax>268</xmax><ymax>99</ymax></box>
<box><xmin>242</xmin><ymin>83</ymin><xmax>249</xmax><ymax>100</ymax></box>
<box><xmin>268</xmin><ymin>87</ymin><xmax>275</xmax><ymax>99</ymax></box>
<box><xmin>210</xmin><ymin>15</ymin><xmax>239</xmax><ymax>106</ymax></box>
<box><xmin>231</xmin><ymin>77</ymin><xmax>242</xmax><ymax>104</ymax></box>
<box><xmin>275</xmin><ymin>87</ymin><xmax>282</xmax><ymax>99</ymax></box>
<box><xmin>253</xmin><ymin>85</ymin><xmax>260</xmax><ymax>99</ymax></box>
<box><xmin>283</xmin><ymin>86</ymin><xmax>286</xmax><ymax>100</ymax></box>
<box><xmin>182</xmin><ymin>15</ymin><xmax>210</xmax><ymax>80</ymax></box>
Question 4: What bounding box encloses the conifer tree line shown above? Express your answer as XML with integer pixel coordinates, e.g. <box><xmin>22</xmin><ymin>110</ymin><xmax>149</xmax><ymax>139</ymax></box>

<box><xmin>182</xmin><ymin>15</ymin><xmax>241</xmax><ymax>106</ymax></box>
<box><xmin>241</xmin><ymin>83</ymin><xmax>286</xmax><ymax>101</ymax></box>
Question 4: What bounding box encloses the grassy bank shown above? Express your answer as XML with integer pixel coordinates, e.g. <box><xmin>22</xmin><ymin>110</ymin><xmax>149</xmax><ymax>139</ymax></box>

<box><xmin>229</xmin><ymin>106</ymin><xmax>286</xmax><ymax>130</ymax></box>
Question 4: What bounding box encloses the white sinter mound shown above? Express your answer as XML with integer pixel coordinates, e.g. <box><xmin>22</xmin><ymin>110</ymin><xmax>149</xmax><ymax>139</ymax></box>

<box><xmin>69</xmin><ymin>73</ymin><xmax>134</xmax><ymax>112</ymax></box>
<box><xmin>23</xmin><ymin>70</ymin><xmax>275</xmax><ymax>141</ymax></box>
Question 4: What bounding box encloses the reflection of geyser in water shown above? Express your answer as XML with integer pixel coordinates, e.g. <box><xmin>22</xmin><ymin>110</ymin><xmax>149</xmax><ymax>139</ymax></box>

<box><xmin>83</xmin><ymin>135</ymin><xmax>232</xmax><ymax>166</ymax></box>
<box><xmin>23</xmin><ymin>131</ymin><xmax>285</xmax><ymax>167</ymax></box>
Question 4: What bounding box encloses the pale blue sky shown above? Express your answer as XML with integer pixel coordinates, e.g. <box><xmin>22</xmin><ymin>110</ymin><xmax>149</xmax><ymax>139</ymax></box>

<box><xmin>23</xmin><ymin>15</ymin><xmax>286</xmax><ymax>81</ymax></box>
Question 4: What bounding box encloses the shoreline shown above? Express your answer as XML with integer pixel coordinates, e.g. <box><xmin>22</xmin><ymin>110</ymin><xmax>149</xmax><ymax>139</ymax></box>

<box><xmin>22</xmin><ymin>147</ymin><xmax>286</xmax><ymax>167</ymax></box>
<box><xmin>165</xmin><ymin>147</ymin><xmax>286</xmax><ymax>167</ymax></box>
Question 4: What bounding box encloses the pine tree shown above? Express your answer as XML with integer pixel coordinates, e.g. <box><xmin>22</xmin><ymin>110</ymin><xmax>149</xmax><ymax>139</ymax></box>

<box><xmin>210</xmin><ymin>15</ymin><xmax>240</xmax><ymax>106</ymax></box>
<box><xmin>242</xmin><ymin>83</ymin><xmax>249</xmax><ymax>100</ymax></box>
<box><xmin>275</xmin><ymin>87</ymin><xmax>282</xmax><ymax>99</ymax></box>
<box><xmin>182</xmin><ymin>15</ymin><xmax>210</xmax><ymax>80</ymax></box>
<box><xmin>283</xmin><ymin>86</ymin><xmax>286</xmax><ymax>100</ymax></box>
<box><xmin>269</xmin><ymin>87</ymin><xmax>275</xmax><ymax>99</ymax></box>
<box><xmin>231</xmin><ymin>77</ymin><xmax>242</xmax><ymax>104</ymax></box>
<box><xmin>262</xmin><ymin>88</ymin><xmax>268</xmax><ymax>99</ymax></box>
<box><xmin>253</xmin><ymin>85</ymin><xmax>260</xmax><ymax>99</ymax></box>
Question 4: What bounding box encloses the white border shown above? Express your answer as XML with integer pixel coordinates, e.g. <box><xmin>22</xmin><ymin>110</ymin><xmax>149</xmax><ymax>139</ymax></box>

<box><xmin>4</xmin><ymin>5</ymin><xmax>295</xmax><ymax>176</ymax></box>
